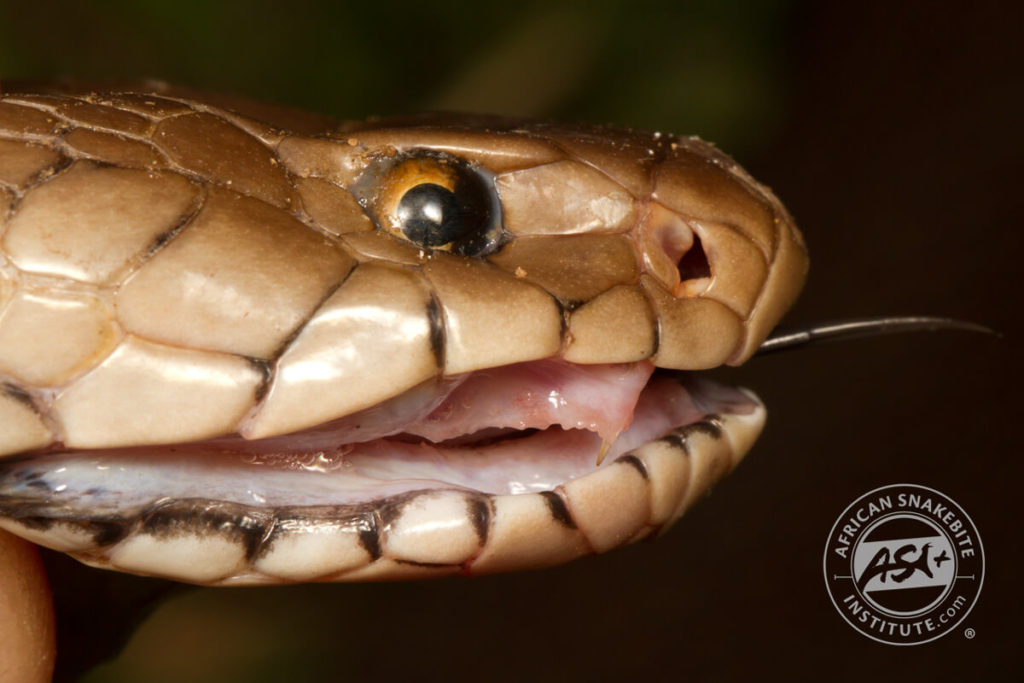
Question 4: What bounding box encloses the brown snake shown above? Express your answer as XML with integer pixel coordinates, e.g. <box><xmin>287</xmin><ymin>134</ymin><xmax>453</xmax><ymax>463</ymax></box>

<box><xmin>0</xmin><ymin>82</ymin><xmax>807</xmax><ymax>584</ymax></box>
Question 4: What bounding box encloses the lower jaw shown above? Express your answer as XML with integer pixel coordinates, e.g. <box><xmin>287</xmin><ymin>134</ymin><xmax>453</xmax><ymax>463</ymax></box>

<box><xmin>0</xmin><ymin>372</ymin><xmax>764</xmax><ymax>585</ymax></box>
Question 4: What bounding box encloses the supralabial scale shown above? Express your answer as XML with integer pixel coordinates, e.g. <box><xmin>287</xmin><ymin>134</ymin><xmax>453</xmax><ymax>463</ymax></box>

<box><xmin>0</xmin><ymin>81</ymin><xmax>812</xmax><ymax>584</ymax></box>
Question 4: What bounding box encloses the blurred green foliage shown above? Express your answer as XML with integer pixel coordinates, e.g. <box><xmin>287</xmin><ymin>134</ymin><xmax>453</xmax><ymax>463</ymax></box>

<box><xmin>0</xmin><ymin>0</ymin><xmax>793</xmax><ymax>153</ymax></box>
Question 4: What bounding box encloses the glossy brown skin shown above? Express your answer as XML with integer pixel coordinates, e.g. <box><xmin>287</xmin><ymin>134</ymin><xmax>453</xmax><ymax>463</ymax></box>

<box><xmin>0</xmin><ymin>81</ymin><xmax>806</xmax><ymax>458</ymax></box>
<box><xmin>0</xmin><ymin>82</ymin><xmax>808</xmax><ymax>674</ymax></box>
<box><xmin>0</xmin><ymin>529</ymin><xmax>55</xmax><ymax>683</ymax></box>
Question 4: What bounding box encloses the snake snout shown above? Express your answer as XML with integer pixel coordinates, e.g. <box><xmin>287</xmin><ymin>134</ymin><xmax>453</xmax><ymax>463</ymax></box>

<box><xmin>642</xmin><ymin>138</ymin><xmax>810</xmax><ymax>366</ymax></box>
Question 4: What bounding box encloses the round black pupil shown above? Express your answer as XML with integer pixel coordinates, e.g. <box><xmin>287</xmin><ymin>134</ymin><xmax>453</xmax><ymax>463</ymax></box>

<box><xmin>396</xmin><ymin>183</ymin><xmax>463</xmax><ymax>247</ymax></box>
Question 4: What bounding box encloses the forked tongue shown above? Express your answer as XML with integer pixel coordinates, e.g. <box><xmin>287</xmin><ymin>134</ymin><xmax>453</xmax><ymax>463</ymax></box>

<box><xmin>756</xmin><ymin>316</ymin><xmax>994</xmax><ymax>355</ymax></box>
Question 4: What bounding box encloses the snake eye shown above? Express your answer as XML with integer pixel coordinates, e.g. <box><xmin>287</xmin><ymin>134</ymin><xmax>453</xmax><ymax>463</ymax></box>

<box><xmin>396</xmin><ymin>183</ymin><xmax>462</xmax><ymax>246</ymax></box>
<box><xmin>357</xmin><ymin>153</ymin><xmax>503</xmax><ymax>256</ymax></box>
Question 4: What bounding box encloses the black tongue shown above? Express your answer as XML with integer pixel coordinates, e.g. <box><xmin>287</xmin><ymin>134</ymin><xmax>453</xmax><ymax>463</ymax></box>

<box><xmin>756</xmin><ymin>316</ymin><xmax>994</xmax><ymax>355</ymax></box>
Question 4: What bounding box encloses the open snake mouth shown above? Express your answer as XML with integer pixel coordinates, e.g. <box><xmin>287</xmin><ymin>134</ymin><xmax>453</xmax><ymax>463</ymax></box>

<box><xmin>0</xmin><ymin>85</ymin><xmax>978</xmax><ymax>588</ymax></box>
<box><xmin>0</xmin><ymin>360</ymin><xmax>762</xmax><ymax>584</ymax></box>
<box><xmin>0</xmin><ymin>83</ymin><xmax>817</xmax><ymax>585</ymax></box>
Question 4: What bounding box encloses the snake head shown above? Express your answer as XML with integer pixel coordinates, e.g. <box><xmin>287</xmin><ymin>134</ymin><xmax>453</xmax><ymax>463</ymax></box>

<box><xmin>0</xmin><ymin>86</ymin><xmax>809</xmax><ymax>584</ymax></box>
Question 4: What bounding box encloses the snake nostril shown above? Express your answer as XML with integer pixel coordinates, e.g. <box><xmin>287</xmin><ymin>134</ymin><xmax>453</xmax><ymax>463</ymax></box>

<box><xmin>672</xmin><ymin>232</ymin><xmax>712</xmax><ymax>298</ymax></box>
<box><xmin>640</xmin><ymin>202</ymin><xmax>713</xmax><ymax>297</ymax></box>
<box><xmin>677</xmin><ymin>234</ymin><xmax>710</xmax><ymax>282</ymax></box>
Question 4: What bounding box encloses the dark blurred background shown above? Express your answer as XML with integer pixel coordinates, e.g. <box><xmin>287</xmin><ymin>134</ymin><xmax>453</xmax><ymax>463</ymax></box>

<box><xmin>1</xmin><ymin>1</ymin><xmax>1020</xmax><ymax>681</ymax></box>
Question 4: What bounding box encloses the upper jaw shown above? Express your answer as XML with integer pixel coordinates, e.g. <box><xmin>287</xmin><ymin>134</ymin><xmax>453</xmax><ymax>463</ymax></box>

<box><xmin>0</xmin><ymin>361</ymin><xmax>763</xmax><ymax>584</ymax></box>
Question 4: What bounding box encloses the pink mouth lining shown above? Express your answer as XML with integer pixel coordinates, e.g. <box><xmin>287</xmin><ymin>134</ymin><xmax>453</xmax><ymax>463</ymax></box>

<box><xmin>0</xmin><ymin>360</ymin><xmax>757</xmax><ymax>511</ymax></box>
